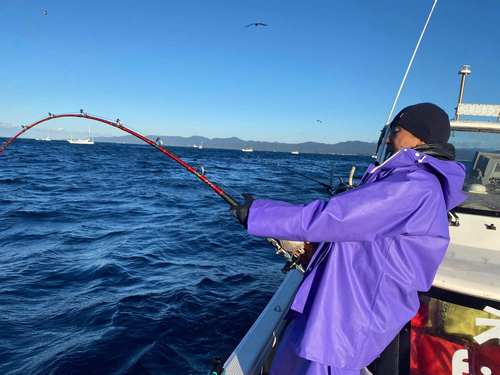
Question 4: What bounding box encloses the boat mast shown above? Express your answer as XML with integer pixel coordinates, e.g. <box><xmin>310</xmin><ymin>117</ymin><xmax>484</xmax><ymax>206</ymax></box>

<box><xmin>455</xmin><ymin>65</ymin><xmax>471</xmax><ymax>120</ymax></box>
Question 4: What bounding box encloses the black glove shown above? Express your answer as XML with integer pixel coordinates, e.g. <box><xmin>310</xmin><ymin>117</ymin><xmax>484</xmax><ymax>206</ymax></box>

<box><xmin>229</xmin><ymin>193</ymin><xmax>254</xmax><ymax>228</ymax></box>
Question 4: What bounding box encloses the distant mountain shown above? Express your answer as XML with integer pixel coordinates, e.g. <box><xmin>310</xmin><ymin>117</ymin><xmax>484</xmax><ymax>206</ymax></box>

<box><xmin>94</xmin><ymin>135</ymin><xmax>378</xmax><ymax>155</ymax></box>
<box><xmin>455</xmin><ymin>148</ymin><xmax>489</xmax><ymax>161</ymax></box>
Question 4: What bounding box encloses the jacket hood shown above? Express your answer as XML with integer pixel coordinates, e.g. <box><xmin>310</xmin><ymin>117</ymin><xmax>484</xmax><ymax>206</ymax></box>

<box><xmin>367</xmin><ymin>147</ymin><xmax>467</xmax><ymax>211</ymax></box>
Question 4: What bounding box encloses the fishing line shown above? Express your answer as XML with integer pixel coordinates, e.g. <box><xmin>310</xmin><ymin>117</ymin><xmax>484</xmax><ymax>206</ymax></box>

<box><xmin>251</xmin><ymin>154</ymin><xmax>338</xmax><ymax>194</ymax></box>
<box><xmin>252</xmin><ymin>155</ymin><xmax>331</xmax><ymax>188</ymax></box>
<box><xmin>210</xmin><ymin>179</ymin><xmax>245</xmax><ymax>200</ymax></box>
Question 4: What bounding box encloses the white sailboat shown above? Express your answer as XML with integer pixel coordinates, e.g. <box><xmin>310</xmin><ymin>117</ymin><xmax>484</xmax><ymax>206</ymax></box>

<box><xmin>242</xmin><ymin>147</ymin><xmax>253</xmax><ymax>152</ymax></box>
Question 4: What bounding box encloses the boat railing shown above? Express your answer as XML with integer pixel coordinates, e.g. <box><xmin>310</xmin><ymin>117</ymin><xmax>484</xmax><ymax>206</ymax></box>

<box><xmin>222</xmin><ymin>270</ymin><xmax>302</xmax><ymax>375</ymax></box>
<box><xmin>450</xmin><ymin>120</ymin><xmax>500</xmax><ymax>133</ymax></box>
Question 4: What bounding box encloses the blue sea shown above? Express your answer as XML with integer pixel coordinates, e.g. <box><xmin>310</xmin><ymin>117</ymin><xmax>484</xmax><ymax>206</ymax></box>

<box><xmin>0</xmin><ymin>138</ymin><xmax>372</xmax><ymax>375</ymax></box>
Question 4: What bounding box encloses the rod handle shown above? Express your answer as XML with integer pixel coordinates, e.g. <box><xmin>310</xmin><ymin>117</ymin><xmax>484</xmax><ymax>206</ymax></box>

<box><xmin>220</xmin><ymin>191</ymin><xmax>240</xmax><ymax>207</ymax></box>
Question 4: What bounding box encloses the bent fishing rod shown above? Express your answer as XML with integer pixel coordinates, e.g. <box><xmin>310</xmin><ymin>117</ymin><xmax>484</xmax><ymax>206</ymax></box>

<box><xmin>0</xmin><ymin>110</ymin><xmax>305</xmax><ymax>274</ymax></box>
<box><xmin>0</xmin><ymin>110</ymin><xmax>240</xmax><ymax>206</ymax></box>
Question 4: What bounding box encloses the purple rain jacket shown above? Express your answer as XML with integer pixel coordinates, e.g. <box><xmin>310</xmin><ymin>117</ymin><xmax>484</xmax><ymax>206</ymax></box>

<box><xmin>247</xmin><ymin>147</ymin><xmax>467</xmax><ymax>374</ymax></box>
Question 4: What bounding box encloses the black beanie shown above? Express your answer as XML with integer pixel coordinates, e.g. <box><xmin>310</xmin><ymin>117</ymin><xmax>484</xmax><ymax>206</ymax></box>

<box><xmin>390</xmin><ymin>103</ymin><xmax>451</xmax><ymax>144</ymax></box>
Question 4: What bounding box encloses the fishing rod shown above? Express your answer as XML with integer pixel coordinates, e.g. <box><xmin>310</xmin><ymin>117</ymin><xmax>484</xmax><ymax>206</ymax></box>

<box><xmin>0</xmin><ymin>110</ymin><xmax>239</xmax><ymax>207</ymax></box>
<box><xmin>1</xmin><ymin>110</ymin><xmax>305</xmax><ymax>274</ymax></box>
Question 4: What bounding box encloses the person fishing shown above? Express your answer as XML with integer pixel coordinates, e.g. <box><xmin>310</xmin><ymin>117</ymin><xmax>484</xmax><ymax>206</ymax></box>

<box><xmin>230</xmin><ymin>102</ymin><xmax>467</xmax><ymax>375</ymax></box>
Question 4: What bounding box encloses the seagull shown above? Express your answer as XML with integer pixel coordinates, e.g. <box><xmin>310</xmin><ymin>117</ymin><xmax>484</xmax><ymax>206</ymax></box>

<box><xmin>44</xmin><ymin>11</ymin><xmax>47</xmax><ymax>16</ymax></box>
<box><xmin>317</xmin><ymin>120</ymin><xmax>322</xmax><ymax>123</ymax></box>
<box><xmin>245</xmin><ymin>23</ymin><xmax>267</xmax><ymax>27</ymax></box>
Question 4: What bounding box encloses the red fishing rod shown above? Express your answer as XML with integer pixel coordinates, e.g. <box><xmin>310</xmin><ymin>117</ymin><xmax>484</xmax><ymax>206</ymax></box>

<box><xmin>0</xmin><ymin>110</ymin><xmax>240</xmax><ymax>207</ymax></box>
<box><xmin>1</xmin><ymin>110</ymin><xmax>305</xmax><ymax>274</ymax></box>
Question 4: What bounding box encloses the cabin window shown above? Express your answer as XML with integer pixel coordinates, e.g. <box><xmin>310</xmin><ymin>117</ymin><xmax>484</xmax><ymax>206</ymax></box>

<box><xmin>451</xmin><ymin>130</ymin><xmax>500</xmax><ymax>214</ymax></box>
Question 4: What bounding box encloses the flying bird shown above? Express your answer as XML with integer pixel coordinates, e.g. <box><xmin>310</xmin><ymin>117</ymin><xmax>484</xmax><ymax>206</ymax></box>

<box><xmin>317</xmin><ymin>120</ymin><xmax>322</xmax><ymax>123</ymax></box>
<box><xmin>44</xmin><ymin>11</ymin><xmax>47</xmax><ymax>16</ymax></box>
<box><xmin>245</xmin><ymin>23</ymin><xmax>267</xmax><ymax>27</ymax></box>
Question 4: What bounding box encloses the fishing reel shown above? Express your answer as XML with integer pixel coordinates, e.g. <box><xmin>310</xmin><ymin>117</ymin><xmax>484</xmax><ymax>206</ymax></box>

<box><xmin>333</xmin><ymin>166</ymin><xmax>358</xmax><ymax>195</ymax></box>
<box><xmin>267</xmin><ymin>238</ymin><xmax>305</xmax><ymax>275</ymax></box>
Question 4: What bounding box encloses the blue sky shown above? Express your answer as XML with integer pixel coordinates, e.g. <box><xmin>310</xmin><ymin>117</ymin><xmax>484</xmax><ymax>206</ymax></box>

<box><xmin>1</xmin><ymin>0</ymin><xmax>499</xmax><ymax>144</ymax></box>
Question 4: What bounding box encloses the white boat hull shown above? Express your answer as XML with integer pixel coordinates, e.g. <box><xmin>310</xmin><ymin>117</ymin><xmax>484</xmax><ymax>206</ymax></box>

<box><xmin>67</xmin><ymin>139</ymin><xmax>94</xmax><ymax>144</ymax></box>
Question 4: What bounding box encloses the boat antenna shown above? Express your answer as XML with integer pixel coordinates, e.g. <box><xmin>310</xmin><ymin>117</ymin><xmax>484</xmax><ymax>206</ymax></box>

<box><xmin>385</xmin><ymin>0</ymin><xmax>438</xmax><ymax>125</ymax></box>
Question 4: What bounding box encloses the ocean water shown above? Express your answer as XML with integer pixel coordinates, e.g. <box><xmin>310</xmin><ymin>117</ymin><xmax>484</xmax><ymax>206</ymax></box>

<box><xmin>0</xmin><ymin>138</ymin><xmax>372</xmax><ymax>375</ymax></box>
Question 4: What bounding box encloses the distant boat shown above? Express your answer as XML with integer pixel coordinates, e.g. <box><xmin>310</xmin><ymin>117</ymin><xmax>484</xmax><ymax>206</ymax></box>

<box><xmin>242</xmin><ymin>147</ymin><xmax>253</xmax><ymax>152</ymax></box>
<box><xmin>371</xmin><ymin>154</ymin><xmax>377</xmax><ymax>159</ymax></box>
<box><xmin>36</xmin><ymin>134</ymin><xmax>51</xmax><ymax>141</ymax></box>
<box><xmin>68</xmin><ymin>129</ymin><xmax>94</xmax><ymax>144</ymax></box>
<box><xmin>291</xmin><ymin>151</ymin><xmax>299</xmax><ymax>155</ymax></box>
